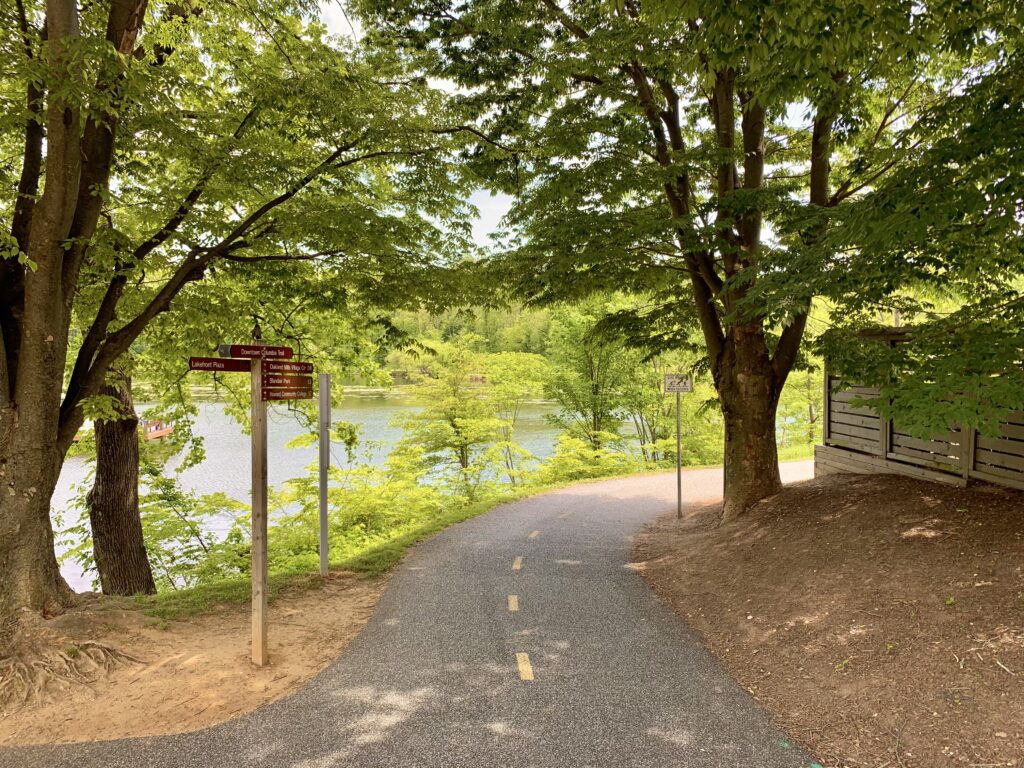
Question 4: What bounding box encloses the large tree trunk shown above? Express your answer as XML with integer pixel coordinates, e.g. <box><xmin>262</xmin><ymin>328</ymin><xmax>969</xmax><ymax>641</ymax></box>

<box><xmin>0</xmin><ymin>2</ymin><xmax>83</xmax><ymax>626</ymax></box>
<box><xmin>87</xmin><ymin>370</ymin><xmax>155</xmax><ymax>596</ymax></box>
<box><xmin>717</xmin><ymin>324</ymin><xmax>784</xmax><ymax>520</ymax></box>
<box><xmin>0</xmin><ymin>404</ymin><xmax>73</xmax><ymax>622</ymax></box>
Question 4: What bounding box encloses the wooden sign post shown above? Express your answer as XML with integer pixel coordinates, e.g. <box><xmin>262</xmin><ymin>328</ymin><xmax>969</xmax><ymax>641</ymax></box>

<box><xmin>664</xmin><ymin>374</ymin><xmax>694</xmax><ymax>520</ymax></box>
<box><xmin>249</xmin><ymin>346</ymin><xmax>268</xmax><ymax>666</ymax></box>
<box><xmin>189</xmin><ymin>339</ymin><xmax>319</xmax><ymax>667</ymax></box>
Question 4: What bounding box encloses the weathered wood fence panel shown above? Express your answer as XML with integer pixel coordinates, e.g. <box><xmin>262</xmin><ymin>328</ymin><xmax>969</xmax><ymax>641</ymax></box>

<box><xmin>816</xmin><ymin>376</ymin><xmax>1024</xmax><ymax>491</ymax></box>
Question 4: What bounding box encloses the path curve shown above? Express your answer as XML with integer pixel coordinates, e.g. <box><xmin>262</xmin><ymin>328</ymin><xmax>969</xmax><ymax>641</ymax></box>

<box><xmin>4</xmin><ymin>462</ymin><xmax>816</xmax><ymax>768</ymax></box>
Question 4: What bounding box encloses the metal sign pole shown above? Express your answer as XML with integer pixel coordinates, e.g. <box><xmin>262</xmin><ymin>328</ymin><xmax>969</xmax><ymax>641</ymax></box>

<box><xmin>664</xmin><ymin>373</ymin><xmax>692</xmax><ymax>521</ymax></box>
<box><xmin>676</xmin><ymin>390</ymin><xmax>682</xmax><ymax>519</ymax></box>
<box><xmin>250</xmin><ymin>345</ymin><xmax>269</xmax><ymax>667</ymax></box>
<box><xmin>318</xmin><ymin>373</ymin><xmax>331</xmax><ymax>577</ymax></box>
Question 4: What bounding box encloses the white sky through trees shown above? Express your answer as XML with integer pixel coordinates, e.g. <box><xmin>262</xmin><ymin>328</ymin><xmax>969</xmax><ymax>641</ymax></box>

<box><xmin>320</xmin><ymin>2</ymin><xmax>513</xmax><ymax>248</ymax></box>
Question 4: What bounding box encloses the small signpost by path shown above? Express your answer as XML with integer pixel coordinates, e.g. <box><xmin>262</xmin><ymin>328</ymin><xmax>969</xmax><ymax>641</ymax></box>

<box><xmin>664</xmin><ymin>374</ymin><xmax>694</xmax><ymax>519</ymax></box>
<box><xmin>188</xmin><ymin>332</ymin><xmax>330</xmax><ymax>666</ymax></box>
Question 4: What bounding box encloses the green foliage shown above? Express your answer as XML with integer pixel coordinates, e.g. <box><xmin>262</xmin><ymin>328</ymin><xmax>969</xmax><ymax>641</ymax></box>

<box><xmin>59</xmin><ymin>444</ymin><xmax>251</xmax><ymax>591</ymax></box>
<box><xmin>392</xmin><ymin>342</ymin><xmax>509</xmax><ymax>498</ymax></box>
<box><xmin>354</xmin><ymin>0</ymin><xmax>1023</xmax><ymax>468</ymax></box>
<box><xmin>57</xmin><ymin>290</ymin><xmax>828</xmax><ymax>602</ymax></box>
<box><xmin>531</xmin><ymin>435</ymin><xmax>642</xmax><ymax>485</ymax></box>
<box><xmin>777</xmin><ymin>366</ymin><xmax>825</xmax><ymax>450</ymax></box>
<box><xmin>138</xmin><ymin>473</ymin><xmax>250</xmax><ymax>590</ymax></box>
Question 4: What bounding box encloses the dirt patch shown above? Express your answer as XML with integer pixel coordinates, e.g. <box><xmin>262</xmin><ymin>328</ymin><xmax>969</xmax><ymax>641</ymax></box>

<box><xmin>0</xmin><ymin>571</ymin><xmax>385</xmax><ymax>745</ymax></box>
<box><xmin>635</xmin><ymin>473</ymin><xmax>1024</xmax><ymax>767</ymax></box>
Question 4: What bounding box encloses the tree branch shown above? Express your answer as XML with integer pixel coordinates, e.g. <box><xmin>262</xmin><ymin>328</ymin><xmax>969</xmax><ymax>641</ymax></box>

<box><xmin>58</xmin><ymin>139</ymin><xmax>417</xmax><ymax>441</ymax></box>
<box><xmin>772</xmin><ymin>107</ymin><xmax>833</xmax><ymax>383</ymax></box>
<box><xmin>431</xmin><ymin>125</ymin><xmax>518</xmax><ymax>154</ymax></box>
<box><xmin>60</xmin><ymin>0</ymin><xmax>150</xmax><ymax>307</ymax></box>
<box><xmin>132</xmin><ymin>105</ymin><xmax>260</xmax><ymax>264</ymax></box>
<box><xmin>539</xmin><ymin>0</ymin><xmax>590</xmax><ymax>39</ymax></box>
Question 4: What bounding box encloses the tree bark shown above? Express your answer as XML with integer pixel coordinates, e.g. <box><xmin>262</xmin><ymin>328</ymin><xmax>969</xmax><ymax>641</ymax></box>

<box><xmin>0</xmin><ymin>403</ymin><xmax>72</xmax><ymax>621</ymax></box>
<box><xmin>717</xmin><ymin>323</ymin><xmax>784</xmax><ymax>520</ymax></box>
<box><xmin>87</xmin><ymin>369</ymin><xmax>156</xmax><ymax>596</ymax></box>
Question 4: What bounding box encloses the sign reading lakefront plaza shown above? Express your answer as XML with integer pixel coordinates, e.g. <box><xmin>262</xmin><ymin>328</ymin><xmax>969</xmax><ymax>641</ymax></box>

<box><xmin>189</xmin><ymin>356</ymin><xmax>251</xmax><ymax>373</ymax></box>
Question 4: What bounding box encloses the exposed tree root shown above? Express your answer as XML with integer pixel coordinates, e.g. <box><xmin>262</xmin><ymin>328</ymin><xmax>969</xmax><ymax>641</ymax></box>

<box><xmin>0</xmin><ymin>637</ymin><xmax>142</xmax><ymax>715</ymax></box>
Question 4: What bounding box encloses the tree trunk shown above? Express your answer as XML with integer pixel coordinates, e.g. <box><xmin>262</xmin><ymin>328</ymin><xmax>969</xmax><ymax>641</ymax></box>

<box><xmin>87</xmin><ymin>370</ymin><xmax>156</xmax><ymax>596</ymax></box>
<box><xmin>717</xmin><ymin>324</ymin><xmax>784</xmax><ymax>520</ymax></box>
<box><xmin>0</xmin><ymin>404</ymin><xmax>73</xmax><ymax>622</ymax></box>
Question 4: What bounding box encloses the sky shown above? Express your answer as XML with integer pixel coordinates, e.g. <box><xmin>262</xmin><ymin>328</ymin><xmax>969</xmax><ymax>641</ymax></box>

<box><xmin>319</xmin><ymin>2</ymin><xmax>514</xmax><ymax>248</ymax></box>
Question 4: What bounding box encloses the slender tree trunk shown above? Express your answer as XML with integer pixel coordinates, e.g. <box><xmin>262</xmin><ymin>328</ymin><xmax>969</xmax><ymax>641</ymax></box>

<box><xmin>806</xmin><ymin>372</ymin><xmax>818</xmax><ymax>443</ymax></box>
<box><xmin>87</xmin><ymin>370</ymin><xmax>156</xmax><ymax>596</ymax></box>
<box><xmin>718</xmin><ymin>324</ymin><xmax>783</xmax><ymax>520</ymax></box>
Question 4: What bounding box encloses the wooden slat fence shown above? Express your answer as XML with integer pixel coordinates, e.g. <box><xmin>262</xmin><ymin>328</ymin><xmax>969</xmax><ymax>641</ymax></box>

<box><xmin>816</xmin><ymin>375</ymin><xmax>1024</xmax><ymax>491</ymax></box>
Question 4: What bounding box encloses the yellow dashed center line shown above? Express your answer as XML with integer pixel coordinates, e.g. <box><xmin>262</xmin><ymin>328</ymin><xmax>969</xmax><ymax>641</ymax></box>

<box><xmin>528</xmin><ymin>530</ymin><xmax>540</xmax><ymax>539</ymax></box>
<box><xmin>516</xmin><ymin>652</ymin><xmax>534</xmax><ymax>681</ymax></box>
<box><xmin>557</xmin><ymin>511</ymin><xmax>571</xmax><ymax>519</ymax></box>
<box><xmin>507</xmin><ymin>594</ymin><xmax>519</xmax><ymax>612</ymax></box>
<box><xmin>512</xmin><ymin>556</ymin><xmax>523</xmax><ymax>571</ymax></box>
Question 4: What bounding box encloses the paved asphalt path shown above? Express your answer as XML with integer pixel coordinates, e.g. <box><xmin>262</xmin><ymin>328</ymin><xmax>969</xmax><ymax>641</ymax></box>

<box><xmin>5</xmin><ymin>462</ymin><xmax>818</xmax><ymax>768</ymax></box>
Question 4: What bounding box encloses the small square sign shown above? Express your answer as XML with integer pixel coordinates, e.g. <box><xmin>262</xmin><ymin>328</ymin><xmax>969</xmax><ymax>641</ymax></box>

<box><xmin>664</xmin><ymin>373</ymin><xmax>693</xmax><ymax>393</ymax></box>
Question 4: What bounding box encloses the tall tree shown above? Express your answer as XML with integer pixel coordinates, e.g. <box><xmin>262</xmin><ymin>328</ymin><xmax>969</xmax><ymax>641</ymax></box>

<box><xmin>358</xmin><ymin>0</ymin><xmax>979</xmax><ymax>516</ymax></box>
<box><xmin>543</xmin><ymin>302</ymin><xmax>635</xmax><ymax>447</ymax></box>
<box><xmin>86</xmin><ymin>364</ymin><xmax>156</xmax><ymax>596</ymax></box>
<box><xmin>0</xmin><ymin>1</ymin><xmax>470</xmax><ymax>625</ymax></box>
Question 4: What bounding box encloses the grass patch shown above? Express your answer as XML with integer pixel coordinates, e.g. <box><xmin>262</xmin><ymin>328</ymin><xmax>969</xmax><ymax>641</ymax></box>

<box><xmin>138</xmin><ymin>481</ymin><xmax>558</xmax><ymax>620</ymax></box>
<box><xmin>777</xmin><ymin>443</ymin><xmax>816</xmax><ymax>462</ymax></box>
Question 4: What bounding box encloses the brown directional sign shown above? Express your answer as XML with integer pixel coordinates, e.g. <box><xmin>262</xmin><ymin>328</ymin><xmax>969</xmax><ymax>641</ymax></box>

<box><xmin>189</xmin><ymin>356</ymin><xmax>251</xmax><ymax>373</ymax></box>
<box><xmin>264</xmin><ymin>374</ymin><xmax>313</xmax><ymax>388</ymax></box>
<box><xmin>265</xmin><ymin>360</ymin><xmax>314</xmax><ymax>374</ymax></box>
<box><xmin>262</xmin><ymin>387</ymin><xmax>313</xmax><ymax>401</ymax></box>
<box><xmin>218</xmin><ymin>344</ymin><xmax>293</xmax><ymax>359</ymax></box>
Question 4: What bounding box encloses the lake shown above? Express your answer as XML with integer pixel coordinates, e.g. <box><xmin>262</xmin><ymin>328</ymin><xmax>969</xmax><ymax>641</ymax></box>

<box><xmin>53</xmin><ymin>390</ymin><xmax>561</xmax><ymax>590</ymax></box>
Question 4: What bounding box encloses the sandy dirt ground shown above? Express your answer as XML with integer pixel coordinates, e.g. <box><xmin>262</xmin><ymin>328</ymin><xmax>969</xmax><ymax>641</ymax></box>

<box><xmin>635</xmin><ymin>472</ymin><xmax>1024</xmax><ymax>767</ymax></box>
<box><xmin>0</xmin><ymin>572</ymin><xmax>385</xmax><ymax>745</ymax></box>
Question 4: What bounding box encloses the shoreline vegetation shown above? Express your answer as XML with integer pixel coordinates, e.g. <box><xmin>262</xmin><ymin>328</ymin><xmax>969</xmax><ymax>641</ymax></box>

<box><xmin>55</xmin><ymin>309</ymin><xmax>826</xmax><ymax>604</ymax></box>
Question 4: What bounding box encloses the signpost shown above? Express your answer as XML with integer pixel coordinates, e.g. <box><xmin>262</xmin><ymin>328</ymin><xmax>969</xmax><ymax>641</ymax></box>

<box><xmin>188</xmin><ymin>336</ymin><xmax>325</xmax><ymax>667</ymax></box>
<box><xmin>262</xmin><ymin>387</ymin><xmax>314</xmax><ymax>401</ymax></box>
<box><xmin>218</xmin><ymin>343</ymin><xmax>293</xmax><ymax>359</ymax></box>
<box><xmin>318</xmin><ymin>373</ymin><xmax>331</xmax><ymax>577</ymax></box>
<box><xmin>264</xmin><ymin>374</ymin><xmax>312</xmax><ymax>388</ymax></box>
<box><xmin>266</xmin><ymin>360</ymin><xmax>314</xmax><ymax>374</ymax></box>
<box><xmin>664</xmin><ymin>374</ymin><xmax>694</xmax><ymax>519</ymax></box>
<box><xmin>250</xmin><ymin>347</ymin><xmax>268</xmax><ymax>667</ymax></box>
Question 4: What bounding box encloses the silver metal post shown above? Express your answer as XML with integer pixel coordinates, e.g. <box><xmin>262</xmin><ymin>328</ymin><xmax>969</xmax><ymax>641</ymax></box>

<box><xmin>676</xmin><ymin>390</ymin><xmax>682</xmax><ymax>519</ymax></box>
<box><xmin>318</xmin><ymin>373</ymin><xmax>331</xmax><ymax>577</ymax></box>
